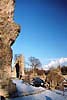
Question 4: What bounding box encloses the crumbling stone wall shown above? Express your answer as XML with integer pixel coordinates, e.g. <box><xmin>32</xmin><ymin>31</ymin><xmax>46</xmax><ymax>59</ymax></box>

<box><xmin>15</xmin><ymin>55</ymin><xmax>25</xmax><ymax>78</ymax></box>
<box><xmin>0</xmin><ymin>0</ymin><xmax>20</xmax><ymax>97</ymax></box>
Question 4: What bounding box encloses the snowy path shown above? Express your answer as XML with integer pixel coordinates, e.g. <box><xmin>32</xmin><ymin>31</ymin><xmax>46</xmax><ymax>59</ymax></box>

<box><xmin>12</xmin><ymin>79</ymin><xmax>45</xmax><ymax>96</ymax></box>
<box><xmin>7</xmin><ymin>79</ymin><xmax>67</xmax><ymax>100</ymax></box>
<box><xmin>9</xmin><ymin>90</ymin><xmax>67</xmax><ymax>100</ymax></box>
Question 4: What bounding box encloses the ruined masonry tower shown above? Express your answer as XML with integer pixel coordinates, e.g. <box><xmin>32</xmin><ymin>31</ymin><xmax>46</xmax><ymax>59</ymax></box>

<box><xmin>0</xmin><ymin>0</ymin><xmax>20</xmax><ymax>96</ymax></box>
<box><xmin>15</xmin><ymin>55</ymin><xmax>25</xmax><ymax>78</ymax></box>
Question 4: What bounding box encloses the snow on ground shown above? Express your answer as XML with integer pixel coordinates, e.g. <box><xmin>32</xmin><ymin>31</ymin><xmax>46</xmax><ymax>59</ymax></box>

<box><xmin>54</xmin><ymin>89</ymin><xmax>67</xmax><ymax>96</ymax></box>
<box><xmin>7</xmin><ymin>79</ymin><xmax>67</xmax><ymax>100</ymax></box>
<box><xmin>12</xmin><ymin>79</ymin><xmax>45</xmax><ymax>96</ymax></box>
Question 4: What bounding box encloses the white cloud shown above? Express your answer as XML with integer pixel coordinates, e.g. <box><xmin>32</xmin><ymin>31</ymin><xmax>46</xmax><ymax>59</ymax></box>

<box><xmin>44</xmin><ymin>57</ymin><xmax>67</xmax><ymax>70</ymax></box>
<box><xmin>59</xmin><ymin>58</ymin><xmax>67</xmax><ymax>63</ymax></box>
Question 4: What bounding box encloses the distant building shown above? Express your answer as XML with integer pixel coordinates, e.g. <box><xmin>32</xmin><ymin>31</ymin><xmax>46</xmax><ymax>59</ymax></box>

<box><xmin>11</xmin><ymin>54</ymin><xmax>25</xmax><ymax>78</ymax></box>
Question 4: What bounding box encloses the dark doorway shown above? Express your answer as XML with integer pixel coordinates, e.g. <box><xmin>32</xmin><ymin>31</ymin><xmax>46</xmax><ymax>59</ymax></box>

<box><xmin>15</xmin><ymin>62</ymin><xmax>19</xmax><ymax>78</ymax></box>
<box><xmin>0</xmin><ymin>96</ymin><xmax>5</xmax><ymax>100</ymax></box>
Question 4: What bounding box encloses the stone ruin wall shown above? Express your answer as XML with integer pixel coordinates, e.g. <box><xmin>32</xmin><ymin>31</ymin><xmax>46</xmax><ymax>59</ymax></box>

<box><xmin>18</xmin><ymin>55</ymin><xmax>25</xmax><ymax>76</ymax></box>
<box><xmin>14</xmin><ymin>55</ymin><xmax>25</xmax><ymax>78</ymax></box>
<box><xmin>0</xmin><ymin>0</ymin><xmax>20</xmax><ymax>96</ymax></box>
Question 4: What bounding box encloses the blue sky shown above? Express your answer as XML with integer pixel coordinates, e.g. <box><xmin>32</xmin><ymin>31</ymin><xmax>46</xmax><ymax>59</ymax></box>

<box><xmin>12</xmin><ymin>0</ymin><xmax>67</xmax><ymax>66</ymax></box>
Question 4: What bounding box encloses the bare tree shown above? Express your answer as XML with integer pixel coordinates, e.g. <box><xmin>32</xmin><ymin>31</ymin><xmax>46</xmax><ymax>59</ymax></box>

<box><xmin>29</xmin><ymin>57</ymin><xmax>42</xmax><ymax>75</ymax></box>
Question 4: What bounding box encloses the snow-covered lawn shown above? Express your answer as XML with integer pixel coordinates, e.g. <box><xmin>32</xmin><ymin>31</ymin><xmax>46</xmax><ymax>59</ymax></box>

<box><xmin>7</xmin><ymin>79</ymin><xmax>67</xmax><ymax>100</ymax></box>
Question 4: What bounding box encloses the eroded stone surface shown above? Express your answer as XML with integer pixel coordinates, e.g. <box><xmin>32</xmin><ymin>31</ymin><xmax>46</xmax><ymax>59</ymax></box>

<box><xmin>0</xmin><ymin>0</ymin><xmax>20</xmax><ymax>96</ymax></box>
<box><xmin>0</xmin><ymin>0</ymin><xmax>15</xmax><ymax>21</ymax></box>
